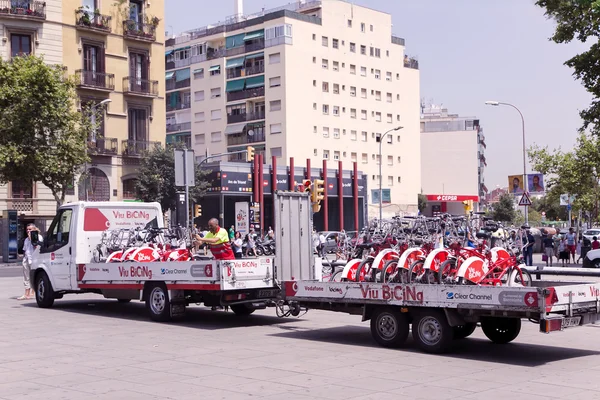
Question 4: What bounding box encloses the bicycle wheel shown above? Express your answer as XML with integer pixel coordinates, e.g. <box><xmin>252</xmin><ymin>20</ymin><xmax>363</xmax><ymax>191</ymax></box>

<box><xmin>438</xmin><ymin>259</ymin><xmax>456</xmax><ymax>284</ymax></box>
<box><xmin>407</xmin><ymin>260</ymin><xmax>424</xmax><ymax>283</ymax></box>
<box><xmin>355</xmin><ymin>258</ymin><xmax>374</xmax><ymax>282</ymax></box>
<box><xmin>508</xmin><ymin>267</ymin><xmax>532</xmax><ymax>287</ymax></box>
<box><xmin>330</xmin><ymin>269</ymin><xmax>343</xmax><ymax>282</ymax></box>
<box><xmin>380</xmin><ymin>259</ymin><xmax>398</xmax><ymax>283</ymax></box>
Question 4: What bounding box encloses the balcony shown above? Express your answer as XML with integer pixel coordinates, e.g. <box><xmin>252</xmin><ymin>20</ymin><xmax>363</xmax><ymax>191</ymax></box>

<box><xmin>0</xmin><ymin>0</ymin><xmax>45</xmax><ymax>20</ymax></box>
<box><xmin>166</xmin><ymin>122</ymin><xmax>192</xmax><ymax>133</ymax></box>
<box><xmin>404</xmin><ymin>57</ymin><xmax>419</xmax><ymax>70</ymax></box>
<box><xmin>227</xmin><ymin>131</ymin><xmax>266</xmax><ymax>146</ymax></box>
<box><xmin>75</xmin><ymin>9</ymin><xmax>111</xmax><ymax>33</ymax></box>
<box><xmin>123</xmin><ymin>77</ymin><xmax>158</xmax><ymax>97</ymax></box>
<box><xmin>165</xmin><ymin>60</ymin><xmax>175</xmax><ymax>70</ymax></box>
<box><xmin>227</xmin><ymin>69</ymin><xmax>242</xmax><ymax>79</ymax></box>
<box><xmin>245</xmin><ymin>39</ymin><xmax>265</xmax><ymax>53</ymax></box>
<box><xmin>122</xmin><ymin>140</ymin><xmax>161</xmax><ymax>157</ymax></box>
<box><xmin>88</xmin><ymin>138</ymin><xmax>118</xmax><ymax>155</ymax></box>
<box><xmin>166</xmin><ymin>101</ymin><xmax>191</xmax><ymax>112</ymax></box>
<box><xmin>6</xmin><ymin>198</ymin><xmax>34</xmax><ymax>213</ymax></box>
<box><xmin>227</xmin><ymin>111</ymin><xmax>265</xmax><ymax>124</ymax></box>
<box><xmin>75</xmin><ymin>70</ymin><xmax>115</xmax><ymax>91</ymax></box>
<box><xmin>227</xmin><ymin>86</ymin><xmax>264</xmax><ymax>102</ymax></box>
<box><xmin>123</xmin><ymin>20</ymin><xmax>156</xmax><ymax>42</ymax></box>
<box><xmin>245</xmin><ymin>65</ymin><xmax>264</xmax><ymax>77</ymax></box>
<box><xmin>166</xmin><ymin>78</ymin><xmax>190</xmax><ymax>91</ymax></box>
<box><xmin>207</xmin><ymin>48</ymin><xmax>225</xmax><ymax>60</ymax></box>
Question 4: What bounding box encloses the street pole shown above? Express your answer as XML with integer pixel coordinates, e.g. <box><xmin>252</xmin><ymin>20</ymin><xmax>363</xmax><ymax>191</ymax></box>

<box><xmin>378</xmin><ymin>126</ymin><xmax>403</xmax><ymax>228</ymax></box>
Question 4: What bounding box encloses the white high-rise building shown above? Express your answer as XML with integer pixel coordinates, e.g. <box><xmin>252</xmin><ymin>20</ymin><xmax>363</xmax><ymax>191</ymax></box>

<box><xmin>165</xmin><ymin>0</ymin><xmax>421</xmax><ymax>217</ymax></box>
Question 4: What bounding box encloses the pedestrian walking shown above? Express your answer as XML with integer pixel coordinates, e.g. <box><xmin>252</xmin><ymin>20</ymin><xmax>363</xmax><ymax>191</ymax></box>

<box><xmin>543</xmin><ymin>233</ymin><xmax>554</xmax><ymax>267</ymax></box>
<box><xmin>19</xmin><ymin>224</ymin><xmax>42</xmax><ymax>300</ymax></box>
<box><xmin>525</xmin><ymin>229</ymin><xmax>534</xmax><ymax>266</ymax></box>
<box><xmin>566</xmin><ymin>228</ymin><xmax>577</xmax><ymax>264</ymax></box>
<box><xmin>232</xmin><ymin>231</ymin><xmax>243</xmax><ymax>259</ymax></box>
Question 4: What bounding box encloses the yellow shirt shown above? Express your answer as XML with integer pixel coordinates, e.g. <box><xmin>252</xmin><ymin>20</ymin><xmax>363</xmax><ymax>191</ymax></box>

<box><xmin>204</xmin><ymin>228</ymin><xmax>229</xmax><ymax>244</ymax></box>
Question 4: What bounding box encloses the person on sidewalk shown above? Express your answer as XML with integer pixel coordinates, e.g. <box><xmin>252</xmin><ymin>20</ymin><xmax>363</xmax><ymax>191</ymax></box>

<box><xmin>593</xmin><ymin>236</ymin><xmax>600</xmax><ymax>250</ymax></box>
<box><xmin>543</xmin><ymin>233</ymin><xmax>554</xmax><ymax>267</ymax></box>
<box><xmin>19</xmin><ymin>224</ymin><xmax>42</xmax><ymax>300</ymax></box>
<box><xmin>566</xmin><ymin>227</ymin><xmax>577</xmax><ymax>264</ymax></box>
<box><xmin>525</xmin><ymin>229</ymin><xmax>535</xmax><ymax>266</ymax></box>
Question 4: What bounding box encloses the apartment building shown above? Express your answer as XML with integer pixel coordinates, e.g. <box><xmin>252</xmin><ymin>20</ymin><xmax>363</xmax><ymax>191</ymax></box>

<box><xmin>0</xmin><ymin>0</ymin><xmax>165</xmax><ymax>230</ymax></box>
<box><xmin>420</xmin><ymin>105</ymin><xmax>487</xmax><ymax>216</ymax></box>
<box><xmin>165</xmin><ymin>0</ymin><xmax>421</xmax><ymax>219</ymax></box>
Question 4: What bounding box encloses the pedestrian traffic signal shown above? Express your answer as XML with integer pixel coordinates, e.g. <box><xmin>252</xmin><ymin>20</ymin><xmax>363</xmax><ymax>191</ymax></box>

<box><xmin>246</xmin><ymin>146</ymin><xmax>255</xmax><ymax>162</ymax></box>
<box><xmin>311</xmin><ymin>179</ymin><xmax>325</xmax><ymax>213</ymax></box>
<box><xmin>194</xmin><ymin>204</ymin><xmax>202</xmax><ymax>217</ymax></box>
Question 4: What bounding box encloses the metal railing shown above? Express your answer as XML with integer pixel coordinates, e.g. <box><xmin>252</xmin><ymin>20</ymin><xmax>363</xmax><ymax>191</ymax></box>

<box><xmin>226</xmin><ymin>86</ymin><xmax>264</xmax><ymax>102</ymax></box>
<box><xmin>123</xmin><ymin>76</ymin><xmax>159</xmax><ymax>96</ymax></box>
<box><xmin>245</xmin><ymin>39</ymin><xmax>265</xmax><ymax>53</ymax></box>
<box><xmin>123</xmin><ymin>20</ymin><xmax>156</xmax><ymax>41</ymax></box>
<box><xmin>166</xmin><ymin>78</ymin><xmax>190</xmax><ymax>91</ymax></box>
<box><xmin>207</xmin><ymin>48</ymin><xmax>225</xmax><ymax>60</ymax></box>
<box><xmin>75</xmin><ymin>70</ymin><xmax>115</xmax><ymax>90</ymax></box>
<box><xmin>75</xmin><ymin>10</ymin><xmax>111</xmax><ymax>32</ymax></box>
<box><xmin>175</xmin><ymin>58</ymin><xmax>190</xmax><ymax>68</ymax></box>
<box><xmin>227</xmin><ymin>131</ymin><xmax>266</xmax><ymax>146</ymax></box>
<box><xmin>226</xmin><ymin>69</ymin><xmax>242</xmax><ymax>79</ymax></box>
<box><xmin>245</xmin><ymin>65</ymin><xmax>264</xmax><ymax>76</ymax></box>
<box><xmin>166</xmin><ymin>122</ymin><xmax>192</xmax><ymax>133</ymax></box>
<box><xmin>391</xmin><ymin>35</ymin><xmax>405</xmax><ymax>46</ymax></box>
<box><xmin>404</xmin><ymin>57</ymin><xmax>419</xmax><ymax>69</ymax></box>
<box><xmin>226</xmin><ymin>111</ymin><xmax>265</xmax><ymax>124</ymax></box>
<box><xmin>121</xmin><ymin>140</ymin><xmax>161</xmax><ymax>157</ymax></box>
<box><xmin>0</xmin><ymin>0</ymin><xmax>45</xmax><ymax>19</ymax></box>
<box><xmin>166</xmin><ymin>101</ymin><xmax>191</xmax><ymax>112</ymax></box>
<box><xmin>88</xmin><ymin>138</ymin><xmax>118</xmax><ymax>155</ymax></box>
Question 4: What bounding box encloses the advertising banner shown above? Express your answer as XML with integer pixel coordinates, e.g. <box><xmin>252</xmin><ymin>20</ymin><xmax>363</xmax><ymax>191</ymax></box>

<box><xmin>82</xmin><ymin>206</ymin><xmax>160</xmax><ymax>231</ymax></box>
<box><xmin>234</xmin><ymin>202</ymin><xmax>249</xmax><ymax>235</ymax></box>
<box><xmin>508</xmin><ymin>175</ymin><xmax>524</xmax><ymax>195</ymax></box>
<box><xmin>527</xmin><ymin>173</ymin><xmax>545</xmax><ymax>193</ymax></box>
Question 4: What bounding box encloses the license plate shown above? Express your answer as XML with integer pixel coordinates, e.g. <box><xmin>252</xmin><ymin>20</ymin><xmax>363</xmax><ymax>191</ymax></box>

<box><xmin>257</xmin><ymin>289</ymin><xmax>278</xmax><ymax>298</ymax></box>
<box><xmin>562</xmin><ymin>316</ymin><xmax>581</xmax><ymax>328</ymax></box>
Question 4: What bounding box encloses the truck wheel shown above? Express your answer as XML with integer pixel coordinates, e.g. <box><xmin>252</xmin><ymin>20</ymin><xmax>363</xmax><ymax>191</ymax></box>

<box><xmin>230</xmin><ymin>304</ymin><xmax>255</xmax><ymax>316</ymax></box>
<box><xmin>35</xmin><ymin>272</ymin><xmax>54</xmax><ymax>308</ymax></box>
<box><xmin>453</xmin><ymin>323</ymin><xmax>477</xmax><ymax>339</ymax></box>
<box><xmin>370</xmin><ymin>307</ymin><xmax>409</xmax><ymax>348</ymax></box>
<box><xmin>146</xmin><ymin>284</ymin><xmax>171</xmax><ymax>322</ymax></box>
<box><xmin>412</xmin><ymin>310</ymin><xmax>454</xmax><ymax>353</ymax></box>
<box><xmin>481</xmin><ymin>317</ymin><xmax>521</xmax><ymax>344</ymax></box>
<box><xmin>117</xmin><ymin>299</ymin><xmax>131</xmax><ymax>303</ymax></box>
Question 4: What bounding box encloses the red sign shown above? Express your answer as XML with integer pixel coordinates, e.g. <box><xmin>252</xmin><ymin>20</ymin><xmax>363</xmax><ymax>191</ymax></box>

<box><xmin>426</xmin><ymin>194</ymin><xmax>479</xmax><ymax>202</ymax></box>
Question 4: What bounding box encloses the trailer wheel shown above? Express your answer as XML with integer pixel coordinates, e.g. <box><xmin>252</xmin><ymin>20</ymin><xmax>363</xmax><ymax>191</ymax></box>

<box><xmin>146</xmin><ymin>284</ymin><xmax>171</xmax><ymax>322</ymax></box>
<box><xmin>35</xmin><ymin>271</ymin><xmax>54</xmax><ymax>308</ymax></box>
<box><xmin>412</xmin><ymin>310</ymin><xmax>453</xmax><ymax>353</ymax></box>
<box><xmin>230</xmin><ymin>304</ymin><xmax>256</xmax><ymax>316</ymax></box>
<box><xmin>453</xmin><ymin>323</ymin><xmax>477</xmax><ymax>340</ymax></box>
<box><xmin>370</xmin><ymin>308</ymin><xmax>409</xmax><ymax>348</ymax></box>
<box><xmin>481</xmin><ymin>317</ymin><xmax>521</xmax><ymax>344</ymax></box>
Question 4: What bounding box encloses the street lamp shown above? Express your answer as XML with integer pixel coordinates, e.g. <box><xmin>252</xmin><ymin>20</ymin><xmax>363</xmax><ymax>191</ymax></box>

<box><xmin>84</xmin><ymin>99</ymin><xmax>112</xmax><ymax>201</ymax></box>
<box><xmin>378</xmin><ymin>126</ymin><xmax>403</xmax><ymax>227</ymax></box>
<box><xmin>485</xmin><ymin>100</ymin><xmax>528</xmax><ymax>225</ymax></box>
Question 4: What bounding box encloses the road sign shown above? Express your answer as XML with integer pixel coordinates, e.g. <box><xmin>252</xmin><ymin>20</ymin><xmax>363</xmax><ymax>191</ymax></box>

<box><xmin>560</xmin><ymin>194</ymin><xmax>576</xmax><ymax>206</ymax></box>
<box><xmin>174</xmin><ymin>149</ymin><xmax>195</xmax><ymax>187</ymax></box>
<box><xmin>518</xmin><ymin>192</ymin><xmax>532</xmax><ymax>206</ymax></box>
<box><xmin>567</xmin><ymin>204</ymin><xmax>572</xmax><ymax>211</ymax></box>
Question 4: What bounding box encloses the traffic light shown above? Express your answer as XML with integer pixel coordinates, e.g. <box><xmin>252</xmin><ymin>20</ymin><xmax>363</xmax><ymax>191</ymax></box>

<box><xmin>303</xmin><ymin>179</ymin><xmax>312</xmax><ymax>194</ymax></box>
<box><xmin>311</xmin><ymin>179</ymin><xmax>325</xmax><ymax>213</ymax></box>
<box><xmin>194</xmin><ymin>204</ymin><xmax>202</xmax><ymax>217</ymax></box>
<box><xmin>462</xmin><ymin>200</ymin><xmax>473</xmax><ymax>213</ymax></box>
<box><xmin>246</xmin><ymin>146</ymin><xmax>255</xmax><ymax>162</ymax></box>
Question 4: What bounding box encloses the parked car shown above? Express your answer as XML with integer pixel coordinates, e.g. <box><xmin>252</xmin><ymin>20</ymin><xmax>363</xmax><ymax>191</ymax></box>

<box><xmin>318</xmin><ymin>231</ymin><xmax>346</xmax><ymax>253</ymax></box>
<box><xmin>582</xmin><ymin>229</ymin><xmax>600</xmax><ymax>242</ymax></box>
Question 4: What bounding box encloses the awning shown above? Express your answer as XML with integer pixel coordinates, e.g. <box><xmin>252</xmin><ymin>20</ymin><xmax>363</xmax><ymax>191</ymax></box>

<box><xmin>224</xmin><ymin>123</ymin><xmax>246</xmax><ymax>135</ymax></box>
<box><xmin>244</xmin><ymin>31</ymin><xmax>264</xmax><ymax>41</ymax></box>
<box><xmin>226</xmin><ymin>56</ymin><xmax>245</xmax><ymax>68</ymax></box>
<box><xmin>208</xmin><ymin>65</ymin><xmax>220</xmax><ymax>72</ymax></box>
<box><xmin>193</xmin><ymin>68</ymin><xmax>204</xmax><ymax>73</ymax></box>
<box><xmin>175</xmin><ymin>68</ymin><xmax>190</xmax><ymax>81</ymax></box>
<box><xmin>226</xmin><ymin>78</ymin><xmax>246</xmax><ymax>92</ymax></box>
<box><xmin>174</xmin><ymin>46</ymin><xmax>191</xmax><ymax>52</ymax></box>
<box><xmin>165</xmin><ymin>50</ymin><xmax>173</xmax><ymax>56</ymax></box>
<box><xmin>245</xmin><ymin>75</ymin><xmax>265</xmax><ymax>89</ymax></box>
<box><xmin>245</xmin><ymin>52</ymin><xmax>264</xmax><ymax>60</ymax></box>
<box><xmin>165</xmin><ymin>71</ymin><xmax>174</xmax><ymax>79</ymax></box>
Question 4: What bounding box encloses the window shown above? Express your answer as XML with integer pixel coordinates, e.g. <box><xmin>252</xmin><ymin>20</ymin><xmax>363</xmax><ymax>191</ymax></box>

<box><xmin>370</xmin><ymin>46</ymin><xmax>374</xmax><ymax>57</ymax></box>
<box><xmin>375</xmin><ymin>48</ymin><xmax>381</xmax><ymax>58</ymax></box>
<box><xmin>348</xmin><ymin>19</ymin><xmax>352</xmax><ymax>27</ymax></box>
<box><xmin>350</xmin><ymin>108</ymin><xmax>356</xmax><ymax>118</ymax></box>
<box><xmin>375</xmin><ymin>112</ymin><xmax>381</xmax><ymax>122</ymax></box>
<box><xmin>82</xmin><ymin>42</ymin><xmax>105</xmax><ymax>85</ymax></box>
<box><xmin>350</xmin><ymin>64</ymin><xmax>356</xmax><ymax>74</ymax></box>
<box><xmin>322</xmin><ymin>82</ymin><xmax>329</xmax><ymax>92</ymax></box>
<box><xmin>361</xmin><ymin>88</ymin><xmax>367</xmax><ymax>98</ymax></box>
<box><xmin>362</xmin><ymin>153</ymin><xmax>368</xmax><ymax>163</ymax></box>
<box><xmin>386</xmin><ymin>71</ymin><xmax>392</xmax><ymax>81</ymax></box>
<box><xmin>376</xmin><ymin>154</ymin><xmax>381</xmax><ymax>165</ymax></box>
<box><xmin>333</xmin><ymin>151</ymin><xmax>340</xmax><ymax>160</ymax></box>
<box><xmin>314</xmin><ymin>149</ymin><xmax>318</xmax><ymax>156</ymax></box>
<box><xmin>269</xmin><ymin>76</ymin><xmax>281</xmax><ymax>88</ymax></box>
<box><xmin>265</xmin><ymin>23</ymin><xmax>293</xmax><ymax>43</ymax></box>
<box><xmin>374</xmin><ymin>69</ymin><xmax>381</xmax><ymax>79</ymax></box>
<box><xmin>375</xmin><ymin>91</ymin><xmax>381</xmax><ymax>101</ymax></box>
<box><xmin>210</xmin><ymin>109</ymin><xmax>222</xmax><ymax>120</ymax></box>
<box><xmin>360</xmin><ymin>45</ymin><xmax>366</xmax><ymax>55</ymax></box>
<box><xmin>361</xmin><ymin>110</ymin><xmax>367</xmax><ymax>120</ymax></box>
<box><xmin>210</xmin><ymin>65</ymin><xmax>221</xmax><ymax>76</ymax></box>
<box><xmin>397</xmin><ymin>156</ymin><xmax>402</xmax><ymax>164</ymax></box>
<box><xmin>351</xmin><ymin>130</ymin><xmax>357</xmax><ymax>141</ymax></box>
<box><xmin>398</xmin><ymin>177</ymin><xmax>402</xmax><ymax>183</ymax></box>
<box><xmin>396</xmin><ymin>73</ymin><xmax>400</xmax><ymax>80</ymax></box>
<box><xmin>361</xmin><ymin>131</ymin><xmax>367</xmax><ymax>141</ymax></box>
<box><xmin>333</xmin><ymin>128</ymin><xmax>340</xmax><ymax>139</ymax></box>
<box><xmin>270</xmin><ymin>100</ymin><xmax>281</xmax><ymax>111</ymax></box>
<box><xmin>322</xmin><ymin>36</ymin><xmax>328</xmax><ymax>46</ymax></box>
<box><xmin>271</xmin><ymin>147</ymin><xmax>282</xmax><ymax>158</ymax></box>
<box><xmin>333</xmin><ymin>61</ymin><xmax>339</xmax><ymax>71</ymax></box>
<box><xmin>397</xmin><ymin>135</ymin><xmax>401</xmax><ymax>142</ymax></box>
<box><xmin>43</xmin><ymin>209</ymin><xmax>73</xmax><ymax>252</ymax></box>
<box><xmin>388</xmin><ymin>156</ymin><xmax>393</xmax><ymax>166</ymax></box>
<box><xmin>11</xmin><ymin>179</ymin><xmax>32</xmax><ymax>199</ymax></box>
<box><xmin>387</xmin><ymin>93</ymin><xmax>392</xmax><ymax>103</ymax></box>
<box><xmin>313</xmin><ymin>126</ymin><xmax>317</xmax><ymax>133</ymax></box>
<box><xmin>361</xmin><ymin>23</ymin><xmax>365</xmax><ymax>32</ymax></box>
<box><xmin>350</xmin><ymin>42</ymin><xmax>356</xmax><ymax>53</ymax></box>
<box><xmin>360</xmin><ymin>66</ymin><xmax>367</xmax><ymax>76</ymax></box>
<box><xmin>332</xmin><ymin>38</ymin><xmax>339</xmax><ymax>49</ymax></box>
<box><xmin>313</xmin><ymin>103</ymin><xmax>317</xmax><ymax>110</ymax></box>
<box><xmin>210</xmin><ymin>87</ymin><xmax>221</xmax><ymax>98</ymax></box>
<box><xmin>313</xmin><ymin>56</ymin><xmax>316</xmax><ymax>63</ymax></box>
<box><xmin>388</xmin><ymin>176</ymin><xmax>393</xmax><ymax>186</ymax></box>
<box><xmin>397</xmin><ymin>94</ymin><xmax>400</xmax><ymax>100</ymax></box>
<box><xmin>333</xmin><ymin>106</ymin><xmax>339</xmax><ymax>116</ymax></box>
<box><xmin>351</xmin><ymin>152</ymin><xmax>357</xmax><ymax>162</ymax></box>
<box><xmin>313</xmin><ymin>80</ymin><xmax>317</xmax><ymax>87</ymax></box>
<box><xmin>323</xmin><ymin>104</ymin><xmax>329</xmax><ymax>115</ymax></box>
<box><xmin>370</xmin><ymin>25</ymin><xmax>374</xmax><ymax>32</ymax></box>
<box><xmin>322</xmin><ymin>59</ymin><xmax>329</xmax><ymax>69</ymax></box>
<box><xmin>397</xmin><ymin>115</ymin><xmax>401</xmax><ymax>121</ymax></box>
<box><xmin>211</xmin><ymin>131</ymin><xmax>221</xmax><ymax>142</ymax></box>
<box><xmin>350</xmin><ymin>86</ymin><xmax>356</xmax><ymax>96</ymax></box>
<box><xmin>11</xmin><ymin>34</ymin><xmax>32</xmax><ymax>57</ymax></box>
<box><xmin>312</xmin><ymin>33</ymin><xmax>316</xmax><ymax>40</ymax></box>
<box><xmin>193</xmin><ymin>69</ymin><xmax>204</xmax><ymax>79</ymax></box>
<box><xmin>333</xmin><ymin>83</ymin><xmax>340</xmax><ymax>94</ymax></box>
<box><xmin>323</xmin><ymin>150</ymin><xmax>330</xmax><ymax>159</ymax></box>
<box><xmin>194</xmin><ymin>112</ymin><xmax>205</xmax><ymax>122</ymax></box>
<box><xmin>323</xmin><ymin>127</ymin><xmax>329</xmax><ymax>137</ymax></box>
<box><xmin>269</xmin><ymin>52</ymin><xmax>281</xmax><ymax>64</ymax></box>
<box><xmin>386</xmin><ymin>50</ymin><xmax>389</xmax><ymax>57</ymax></box>
<box><xmin>127</xmin><ymin>108</ymin><xmax>148</xmax><ymax>142</ymax></box>
<box><xmin>387</xmin><ymin>135</ymin><xmax>392</xmax><ymax>144</ymax></box>
<box><xmin>195</xmin><ymin>134</ymin><xmax>205</xmax><ymax>144</ymax></box>
<box><xmin>387</xmin><ymin>113</ymin><xmax>393</xmax><ymax>123</ymax></box>
<box><xmin>270</xmin><ymin>123</ymin><xmax>282</xmax><ymax>134</ymax></box>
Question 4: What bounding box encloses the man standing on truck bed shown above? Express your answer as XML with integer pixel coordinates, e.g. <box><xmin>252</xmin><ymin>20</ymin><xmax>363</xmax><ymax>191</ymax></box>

<box><xmin>195</xmin><ymin>218</ymin><xmax>235</xmax><ymax>260</ymax></box>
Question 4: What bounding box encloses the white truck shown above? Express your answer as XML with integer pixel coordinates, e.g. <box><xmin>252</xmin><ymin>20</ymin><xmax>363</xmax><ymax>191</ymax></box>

<box><xmin>30</xmin><ymin>201</ymin><xmax>279</xmax><ymax>321</ymax></box>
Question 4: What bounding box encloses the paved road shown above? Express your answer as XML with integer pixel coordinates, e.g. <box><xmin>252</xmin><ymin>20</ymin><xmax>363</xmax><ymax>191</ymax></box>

<box><xmin>2</xmin><ymin>277</ymin><xmax>600</xmax><ymax>399</ymax></box>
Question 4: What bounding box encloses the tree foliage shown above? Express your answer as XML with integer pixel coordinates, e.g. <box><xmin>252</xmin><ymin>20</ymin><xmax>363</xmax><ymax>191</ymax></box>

<box><xmin>536</xmin><ymin>0</ymin><xmax>600</xmax><ymax>134</ymax></box>
<box><xmin>135</xmin><ymin>145</ymin><xmax>211</xmax><ymax>212</ymax></box>
<box><xmin>0</xmin><ymin>56</ymin><xmax>95</xmax><ymax>206</ymax></box>
<box><xmin>491</xmin><ymin>193</ymin><xmax>516</xmax><ymax>223</ymax></box>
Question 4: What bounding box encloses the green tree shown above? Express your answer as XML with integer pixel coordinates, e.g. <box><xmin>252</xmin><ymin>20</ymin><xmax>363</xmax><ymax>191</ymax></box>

<box><xmin>0</xmin><ymin>55</ymin><xmax>95</xmax><ymax>207</ymax></box>
<box><xmin>536</xmin><ymin>0</ymin><xmax>600</xmax><ymax>134</ymax></box>
<box><xmin>135</xmin><ymin>145</ymin><xmax>211</xmax><ymax>212</ymax></box>
<box><xmin>492</xmin><ymin>193</ymin><xmax>516</xmax><ymax>223</ymax></box>
<box><xmin>417</xmin><ymin>193</ymin><xmax>427</xmax><ymax>213</ymax></box>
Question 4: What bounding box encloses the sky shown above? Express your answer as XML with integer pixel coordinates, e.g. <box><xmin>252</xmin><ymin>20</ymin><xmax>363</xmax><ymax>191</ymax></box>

<box><xmin>165</xmin><ymin>0</ymin><xmax>592</xmax><ymax>190</ymax></box>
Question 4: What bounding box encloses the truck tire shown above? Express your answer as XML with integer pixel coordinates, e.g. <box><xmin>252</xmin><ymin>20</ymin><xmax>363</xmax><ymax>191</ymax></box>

<box><xmin>35</xmin><ymin>272</ymin><xmax>54</xmax><ymax>308</ymax></box>
<box><xmin>230</xmin><ymin>303</ymin><xmax>255</xmax><ymax>316</ymax></box>
<box><xmin>481</xmin><ymin>317</ymin><xmax>521</xmax><ymax>344</ymax></box>
<box><xmin>453</xmin><ymin>323</ymin><xmax>477</xmax><ymax>339</ymax></box>
<box><xmin>146</xmin><ymin>284</ymin><xmax>171</xmax><ymax>322</ymax></box>
<box><xmin>370</xmin><ymin>307</ymin><xmax>409</xmax><ymax>348</ymax></box>
<box><xmin>412</xmin><ymin>310</ymin><xmax>454</xmax><ymax>353</ymax></box>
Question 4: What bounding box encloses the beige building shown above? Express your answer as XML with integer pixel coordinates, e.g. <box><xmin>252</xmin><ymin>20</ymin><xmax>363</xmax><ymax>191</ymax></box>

<box><xmin>420</xmin><ymin>105</ymin><xmax>487</xmax><ymax>216</ymax></box>
<box><xmin>165</xmin><ymin>0</ymin><xmax>421</xmax><ymax>218</ymax></box>
<box><xmin>0</xmin><ymin>0</ymin><xmax>165</xmax><ymax>230</ymax></box>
